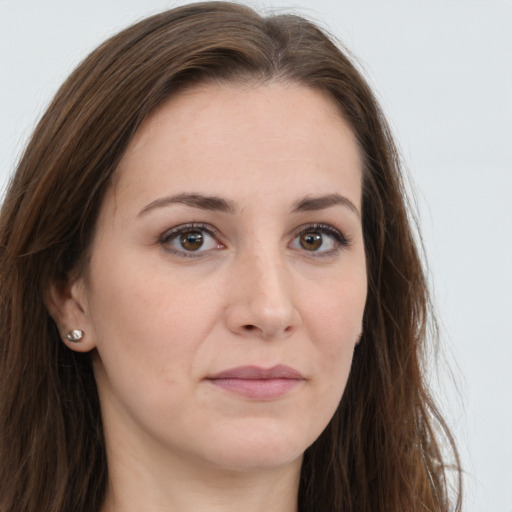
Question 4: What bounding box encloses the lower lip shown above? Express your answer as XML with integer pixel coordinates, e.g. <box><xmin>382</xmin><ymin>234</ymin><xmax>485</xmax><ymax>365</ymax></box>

<box><xmin>208</xmin><ymin>378</ymin><xmax>303</xmax><ymax>400</ymax></box>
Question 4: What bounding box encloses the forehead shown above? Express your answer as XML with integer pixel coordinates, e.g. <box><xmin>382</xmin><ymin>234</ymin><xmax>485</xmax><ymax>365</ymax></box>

<box><xmin>111</xmin><ymin>82</ymin><xmax>363</xmax><ymax>214</ymax></box>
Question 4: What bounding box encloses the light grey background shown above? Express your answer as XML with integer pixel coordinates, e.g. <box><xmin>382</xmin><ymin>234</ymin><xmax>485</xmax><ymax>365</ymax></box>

<box><xmin>1</xmin><ymin>1</ymin><xmax>511</xmax><ymax>510</ymax></box>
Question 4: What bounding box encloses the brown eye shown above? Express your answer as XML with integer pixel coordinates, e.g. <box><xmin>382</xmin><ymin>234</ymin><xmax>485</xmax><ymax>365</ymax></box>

<box><xmin>179</xmin><ymin>231</ymin><xmax>204</xmax><ymax>251</ymax></box>
<box><xmin>299</xmin><ymin>232</ymin><xmax>323</xmax><ymax>251</ymax></box>
<box><xmin>161</xmin><ymin>224</ymin><xmax>223</xmax><ymax>257</ymax></box>
<box><xmin>291</xmin><ymin>224</ymin><xmax>345</xmax><ymax>256</ymax></box>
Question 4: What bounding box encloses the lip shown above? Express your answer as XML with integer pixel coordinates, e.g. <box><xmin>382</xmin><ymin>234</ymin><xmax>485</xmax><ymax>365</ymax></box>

<box><xmin>206</xmin><ymin>365</ymin><xmax>305</xmax><ymax>400</ymax></box>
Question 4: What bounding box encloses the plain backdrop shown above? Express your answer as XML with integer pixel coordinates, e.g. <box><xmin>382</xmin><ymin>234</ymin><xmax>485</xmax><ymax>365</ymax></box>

<box><xmin>1</xmin><ymin>1</ymin><xmax>511</xmax><ymax>510</ymax></box>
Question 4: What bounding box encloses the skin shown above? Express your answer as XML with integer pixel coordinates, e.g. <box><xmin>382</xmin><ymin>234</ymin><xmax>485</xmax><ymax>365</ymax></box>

<box><xmin>50</xmin><ymin>82</ymin><xmax>367</xmax><ymax>512</ymax></box>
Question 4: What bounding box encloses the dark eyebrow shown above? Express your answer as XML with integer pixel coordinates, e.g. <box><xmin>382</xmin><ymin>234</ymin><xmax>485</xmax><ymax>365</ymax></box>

<box><xmin>139</xmin><ymin>192</ymin><xmax>359</xmax><ymax>218</ymax></box>
<box><xmin>138</xmin><ymin>193</ymin><xmax>237</xmax><ymax>216</ymax></box>
<box><xmin>292</xmin><ymin>194</ymin><xmax>360</xmax><ymax>217</ymax></box>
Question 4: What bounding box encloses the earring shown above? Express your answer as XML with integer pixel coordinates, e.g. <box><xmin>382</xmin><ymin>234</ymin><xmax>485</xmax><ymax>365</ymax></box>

<box><xmin>66</xmin><ymin>329</ymin><xmax>84</xmax><ymax>342</ymax></box>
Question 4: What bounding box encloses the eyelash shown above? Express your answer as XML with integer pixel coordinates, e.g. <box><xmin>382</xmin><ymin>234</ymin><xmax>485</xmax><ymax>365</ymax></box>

<box><xmin>295</xmin><ymin>223</ymin><xmax>351</xmax><ymax>258</ymax></box>
<box><xmin>158</xmin><ymin>222</ymin><xmax>351</xmax><ymax>258</ymax></box>
<box><xmin>159</xmin><ymin>223</ymin><xmax>224</xmax><ymax>258</ymax></box>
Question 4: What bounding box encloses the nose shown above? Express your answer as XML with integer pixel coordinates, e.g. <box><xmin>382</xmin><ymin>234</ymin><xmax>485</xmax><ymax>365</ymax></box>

<box><xmin>224</xmin><ymin>249</ymin><xmax>301</xmax><ymax>341</ymax></box>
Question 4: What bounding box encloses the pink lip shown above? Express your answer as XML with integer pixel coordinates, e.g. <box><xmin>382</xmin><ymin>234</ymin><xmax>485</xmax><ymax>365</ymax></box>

<box><xmin>207</xmin><ymin>365</ymin><xmax>305</xmax><ymax>400</ymax></box>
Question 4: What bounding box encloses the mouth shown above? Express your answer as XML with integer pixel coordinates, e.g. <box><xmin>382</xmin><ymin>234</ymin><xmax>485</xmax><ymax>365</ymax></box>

<box><xmin>206</xmin><ymin>365</ymin><xmax>306</xmax><ymax>400</ymax></box>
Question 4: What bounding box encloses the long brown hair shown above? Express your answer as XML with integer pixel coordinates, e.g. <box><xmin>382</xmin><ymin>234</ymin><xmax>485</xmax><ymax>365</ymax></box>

<box><xmin>0</xmin><ymin>3</ymin><xmax>461</xmax><ymax>511</ymax></box>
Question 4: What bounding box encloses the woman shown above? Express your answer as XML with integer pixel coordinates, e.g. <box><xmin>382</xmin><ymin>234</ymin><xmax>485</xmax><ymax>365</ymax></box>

<box><xmin>0</xmin><ymin>2</ymin><xmax>461</xmax><ymax>511</ymax></box>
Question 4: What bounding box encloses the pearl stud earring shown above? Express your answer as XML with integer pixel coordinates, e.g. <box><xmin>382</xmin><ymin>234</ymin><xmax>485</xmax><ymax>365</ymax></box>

<box><xmin>66</xmin><ymin>329</ymin><xmax>84</xmax><ymax>342</ymax></box>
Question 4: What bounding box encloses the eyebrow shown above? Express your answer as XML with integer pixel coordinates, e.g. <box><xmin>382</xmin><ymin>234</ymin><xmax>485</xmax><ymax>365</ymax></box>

<box><xmin>138</xmin><ymin>193</ymin><xmax>237</xmax><ymax>216</ymax></box>
<box><xmin>292</xmin><ymin>193</ymin><xmax>360</xmax><ymax>217</ymax></box>
<box><xmin>138</xmin><ymin>192</ymin><xmax>359</xmax><ymax>218</ymax></box>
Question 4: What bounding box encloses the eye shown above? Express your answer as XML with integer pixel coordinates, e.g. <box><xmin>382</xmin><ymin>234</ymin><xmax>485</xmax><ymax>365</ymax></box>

<box><xmin>290</xmin><ymin>224</ymin><xmax>350</xmax><ymax>256</ymax></box>
<box><xmin>159</xmin><ymin>223</ymin><xmax>224</xmax><ymax>257</ymax></box>
<box><xmin>298</xmin><ymin>232</ymin><xmax>327</xmax><ymax>251</ymax></box>
<box><xmin>179</xmin><ymin>230</ymin><xmax>206</xmax><ymax>251</ymax></box>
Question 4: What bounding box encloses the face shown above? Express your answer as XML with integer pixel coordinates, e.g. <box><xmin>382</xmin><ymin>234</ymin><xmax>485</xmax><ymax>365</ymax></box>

<box><xmin>64</xmin><ymin>83</ymin><xmax>367</xmax><ymax>473</ymax></box>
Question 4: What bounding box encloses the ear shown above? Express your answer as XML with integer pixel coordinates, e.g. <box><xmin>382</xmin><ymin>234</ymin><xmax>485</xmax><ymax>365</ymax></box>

<box><xmin>46</xmin><ymin>276</ymin><xmax>97</xmax><ymax>353</ymax></box>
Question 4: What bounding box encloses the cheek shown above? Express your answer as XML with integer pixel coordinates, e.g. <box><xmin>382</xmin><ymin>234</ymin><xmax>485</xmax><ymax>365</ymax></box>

<box><xmin>86</xmin><ymin>265</ymin><xmax>203</xmax><ymax>392</ymax></box>
<box><xmin>309</xmin><ymin>275</ymin><xmax>366</xmax><ymax>347</ymax></box>
<box><xmin>87</xmin><ymin>268</ymin><xmax>217</xmax><ymax>435</ymax></box>
<box><xmin>89</xmin><ymin>253</ymin><xmax>219</xmax><ymax>346</ymax></box>
<box><xmin>302</xmin><ymin>267</ymin><xmax>366</xmax><ymax>398</ymax></box>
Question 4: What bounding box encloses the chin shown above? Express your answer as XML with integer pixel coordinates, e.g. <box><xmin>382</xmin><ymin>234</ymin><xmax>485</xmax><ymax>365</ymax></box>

<box><xmin>208</xmin><ymin>447</ymin><xmax>305</xmax><ymax>474</ymax></box>
<box><xmin>196</xmin><ymin>420</ymin><xmax>313</xmax><ymax>472</ymax></box>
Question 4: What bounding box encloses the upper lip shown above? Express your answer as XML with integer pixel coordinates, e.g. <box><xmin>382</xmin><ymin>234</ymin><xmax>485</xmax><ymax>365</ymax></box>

<box><xmin>207</xmin><ymin>365</ymin><xmax>304</xmax><ymax>380</ymax></box>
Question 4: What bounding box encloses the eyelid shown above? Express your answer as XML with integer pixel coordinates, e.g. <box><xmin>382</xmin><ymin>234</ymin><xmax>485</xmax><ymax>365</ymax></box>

<box><xmin>290</xmin><ymin>223</ymin><xmax>351</xmax><ymax>256</ymax></box>
<box><xmin>158</xmin><ymin>222</ymin><xmax>225</xmax><ymax>257</ymax></box>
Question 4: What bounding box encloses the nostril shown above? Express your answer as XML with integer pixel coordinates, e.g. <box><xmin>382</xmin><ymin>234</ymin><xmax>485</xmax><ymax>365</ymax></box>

<box><xmin>243</xmin><ymin>325</ymin><xmax>256</xmax><ymax>331</ymax></box>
